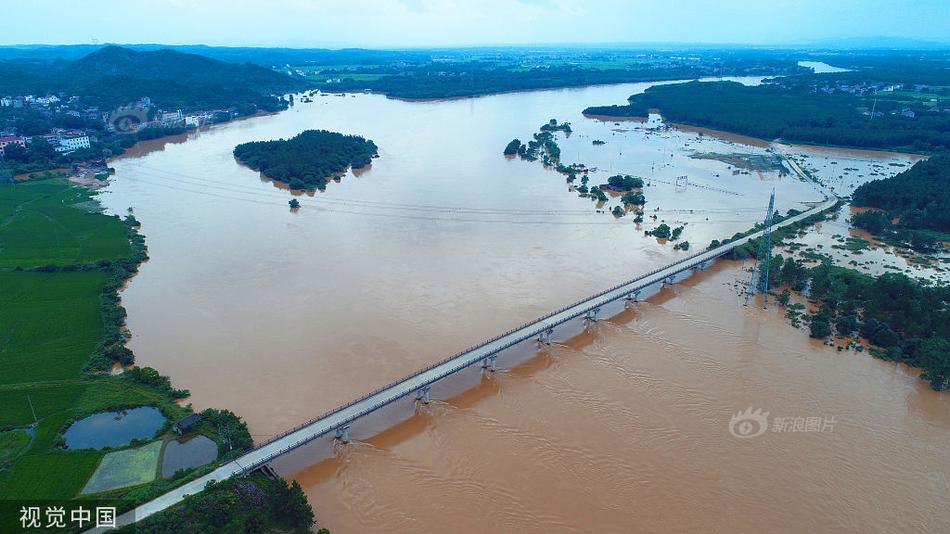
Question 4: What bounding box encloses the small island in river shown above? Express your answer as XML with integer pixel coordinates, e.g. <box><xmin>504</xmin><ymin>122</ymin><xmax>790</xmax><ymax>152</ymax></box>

<box><xmin>233</xmin><ymin>129</ymin><xmax>378</xmax><ymax>190</ymax></box>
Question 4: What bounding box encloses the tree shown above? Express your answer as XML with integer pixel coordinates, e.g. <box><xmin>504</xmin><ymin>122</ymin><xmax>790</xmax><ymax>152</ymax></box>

<box><xmin>612</xmin><ymin>205</ymin><xmax>625</xmax><ymax>217</ymax></box>
<box><xmin>918</xmin><ymin>338</ymin><xmax>950</xmax><ymax>390</ymax></box>
<box><xmin>809</xmin><ymin>314</ymin><xmax>832</xmax><ymax>339</ymax></box>
<box><xmin>621</xmin><ymin>191</ymin><xmax>646</xmax><ymax>206</ymax></box>
<box><xmin>652</xmin><ymin>224</ymin><xmax>671</xmax><ymax>239</ymax></box>
<box><xmin>835</xmin><ymin>314</ymin><xmax>858</xmax><ymax>336</ymax></box>
<box><xmin>671</xmin><ymin>226</ymin><xmax>684</xmax><ymax>240</ymax></box>
<box><xmin>288</xmin><ymin>198</ymin><xmax>300</xmax><ymax>209</ymax></box>
<box><xmin>2</xmin><ymin>142</ymin><xmax>28</xmax><ymax>163</ymax></box>
<box><xmin>777</xmin><ymin>288</ymin><xmax>791</xmax><ymax>306</ymax></box>
<box><xmin>503</xmin><ymin>139</ymin><xmax>521</xmax><ymax>155</ymax></box>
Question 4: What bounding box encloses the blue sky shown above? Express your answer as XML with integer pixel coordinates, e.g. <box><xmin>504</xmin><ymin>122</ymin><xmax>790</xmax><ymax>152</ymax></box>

<box><xmin>2</xmin><ymin>0</ymin><xmax>948</xmax><ymax>47</ymax></box>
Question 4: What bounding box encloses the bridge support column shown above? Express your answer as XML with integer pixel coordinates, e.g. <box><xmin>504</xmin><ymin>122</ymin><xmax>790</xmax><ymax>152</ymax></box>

<box><xmin>415</xmin><ymin>385</ymin><xmax>431</xmax><ymax>404</ymax></box>
<box><xmin>624</xmin><ymin>291</ymin><xmax>640</xmax><ymax>305</ymax></box>
<box><xmin>482</xmin><ymin>355</ymin><xmax>498</xmax><ymax>372</ymax></box>
<box><xmin>537</xmin><ymin>327</ymin><xmax>554</xmax><ymax>345</ymax></box>
<box><xmin>335</xmin><ymin>424</ymin><xmax>351</xmax><ymax>444</ymax></box>
<box><xmin>585</xmin><ymin>307</ymin><xmax>601</xmax><ymax>323</ymax></box>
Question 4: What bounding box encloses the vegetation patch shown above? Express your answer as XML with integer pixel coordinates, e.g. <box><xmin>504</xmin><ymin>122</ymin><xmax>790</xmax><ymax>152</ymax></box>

<box><xmin>584</xmin><ymin>76</ymin><xmax>950</xmax><ymax>152</ymax></box>
<box><xmin>233</xmin><ymin>129</ymin><xmax>378</xmax><ymax>191</ymax></box>
<box><xmin>0</xmin><ymin>429</ymin><xmax>32</xmax><ymax>470</ymax></box>
<box><xmin>851</xmin><ymin>154</ymin><xmax>950</xmax><ymax>253</ymax></box>
<box><xmin>82</xmin><ymin>440</ymin><xmax>163</xmax><ymax>494</ymax></box>
<box><xmin>120</xmin><ymin>475</ymin><xmax>319</xmax><ymax>534</ymax></box>
<box><xmin>689</xmin><ymin>152</ymin><xmax>787</xmax><ymax>173</ymax></box>
<box><xmin>0</xmin><ymin>178</ymin><xmax>130</xmax><ymax>268</ymax></box>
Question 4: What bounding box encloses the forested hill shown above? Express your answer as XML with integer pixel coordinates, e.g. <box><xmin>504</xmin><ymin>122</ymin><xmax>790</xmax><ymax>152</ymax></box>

<box><xmin>233</xmin><ymin>130</ymin><xmax>378</xmax><ymax>191</ymax></box>
<box><xmin>0</xmin><ymin>46</ymin><xmax>305</xmax><ymax>111</ymax></box>
<box><xmin>584</xmin><ymin>80</ymin><xmax>950</xmax><ymax>152</ymax></box>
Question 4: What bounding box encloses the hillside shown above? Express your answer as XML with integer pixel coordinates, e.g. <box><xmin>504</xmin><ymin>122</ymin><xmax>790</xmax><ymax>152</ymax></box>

<box><xmin>0</xmin><ymin>46</ymin><xmax>305</xmax><ymax>111</ymax></box>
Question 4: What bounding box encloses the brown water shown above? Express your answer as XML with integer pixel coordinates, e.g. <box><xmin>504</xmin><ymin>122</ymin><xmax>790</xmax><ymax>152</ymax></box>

<box><xmin>99</xmin><ymin>78</ymin><xmax>950</xmax><ymax>533</ymax></box>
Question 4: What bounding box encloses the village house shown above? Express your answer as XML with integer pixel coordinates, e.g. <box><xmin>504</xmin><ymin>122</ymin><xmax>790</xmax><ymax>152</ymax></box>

<box><xmin>172</xmin><ymin>413</ymin><xmax>202</xmax><ymax>435</ymax></box>
<box><xmin>0</xmin><ymin>136</ymin><xmax>26</xmax><ymax>157</ymax></box>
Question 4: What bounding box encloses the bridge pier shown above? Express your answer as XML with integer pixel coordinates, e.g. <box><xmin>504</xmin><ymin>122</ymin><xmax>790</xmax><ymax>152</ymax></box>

<box><xmin>335</xmin><ymin>424</ymin><xmax>351</xmax><ymax>444</ymax></box>
<box><xmin>415</xmin><ymin>385</ymin><xmax>431</xmax><ymax>404</ymax></box>
<box><xmin>537</xmin><ymin>327</ymin><xmax>555</xmax><ymax>345</ymax></box>
<box><xmin>481</xmin><ymin>355</ymin><xmax>498</xmax><ymax>372</ymax></box>
<box><xmin>585</xmin><ymin>307</ymin><xmax>601</xmax><ymax>323</ymax></box>
<box><xmin>624</xmin><ymin>290</ymin><xmax>641</xmax><ymax>305</ymax></box>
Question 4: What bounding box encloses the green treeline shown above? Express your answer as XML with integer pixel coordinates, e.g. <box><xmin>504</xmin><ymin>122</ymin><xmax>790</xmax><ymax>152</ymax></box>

<box><xmin>584</xmin><ymin>81</ymin><xmax>950</xmax><ymax>152</ymax></box>
<box><xmin>851</xmin><ymin>154</ymin><xmax>950</xmax><ymax>250</ymax></box>
<box><xmin>233</xmin><ymin>130</ymin><xmax>378</xmax><ymax>190</ymax></box>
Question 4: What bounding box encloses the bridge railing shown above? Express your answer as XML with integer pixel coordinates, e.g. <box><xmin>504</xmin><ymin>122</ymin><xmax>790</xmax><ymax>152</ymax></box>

<box><xmin>249</xmin><ymin>244</ymin><xmax>728</xmax><ymax>455</ymax></box>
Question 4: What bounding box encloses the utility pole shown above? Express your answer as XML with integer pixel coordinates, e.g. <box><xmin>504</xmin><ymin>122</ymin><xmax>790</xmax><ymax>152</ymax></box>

<box><xmin>27</xmin><ymin>395</ymin><xmax>38</xmax><ymax>426</ymax></box>
<box><xmin>745</xmin><ymin>190</ymin><xmax>775</xmax><ymax>308</ymax></box>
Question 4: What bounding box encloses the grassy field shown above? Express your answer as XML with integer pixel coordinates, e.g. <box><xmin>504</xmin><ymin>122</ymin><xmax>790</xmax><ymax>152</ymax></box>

<box><xmin>0</xmin><ymin>179</ymin><xmax>130</xmax><ymax>268</ymax></box>
<box><xmin>0</xmin><ymin>178</ymin><xmax>189</xmax><ymax>501</ymax></box>
<box><xmin>0</xmin><ymin>429</ymin><xmax>31</xmax><ymax>468</ymax></box>
<box><xmin>0</xmin><ymin>270</ymin><xmax>109</xmax><ymax>383</ymax></box>
<box><xmin>82</xmin><ymin>440</ymin><xmax>163</xmax><ymax>494</ymax></box>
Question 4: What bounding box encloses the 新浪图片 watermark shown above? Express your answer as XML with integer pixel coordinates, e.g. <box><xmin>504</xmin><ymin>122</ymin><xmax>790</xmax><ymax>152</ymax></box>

<box><xmin>728</xmin><ymin>407</ymin><xmax>835</xmax><ymax>439</ymax></box>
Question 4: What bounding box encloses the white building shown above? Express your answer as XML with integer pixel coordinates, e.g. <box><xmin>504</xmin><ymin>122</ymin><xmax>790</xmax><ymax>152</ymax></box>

<box><xmin>54</xmin><ymin>135</ymin><xmax>91</xmax><ymax>154</ymax></box>
<box><xmin>159</xmin><ymin>110</ymin><xmax>183</xmax><ymax>124</ymax></box>
<box><xmin>0</xmin><ymin>97</ymin><xmax>12</xmax><ymax>107</ymax></box>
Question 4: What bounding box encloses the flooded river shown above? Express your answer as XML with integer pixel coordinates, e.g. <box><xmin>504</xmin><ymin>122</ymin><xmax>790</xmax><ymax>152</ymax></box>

<box><xmin>100</xmin><ymin>79</ymin><xmax>949</xmax><ymax>533</ymax></box>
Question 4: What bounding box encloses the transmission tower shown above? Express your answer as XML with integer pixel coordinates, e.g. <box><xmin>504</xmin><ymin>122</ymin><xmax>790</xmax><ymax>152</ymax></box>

<box><xmin>744</xmin><ymin>190</ymin><xmax>775</xmax><ymax>308</ymax></box>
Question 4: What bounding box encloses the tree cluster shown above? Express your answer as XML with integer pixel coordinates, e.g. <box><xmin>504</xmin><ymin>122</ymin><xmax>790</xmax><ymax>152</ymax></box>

<box><xmin>122</xmin><ymin>476</ymin><xmax>318</xmax><ymax>534</ymax></box>
<box><xmin>851</xmin><ymin>154</ymin><xmax>950</xmax><ymax>250</ymax></box>
<box><xmin>606</xmin><ymin>174</ymin><xmax>644</xmax><ymax>191</ymax></box>
<box><xmin>770</xmin><ymin>255</ymin><xmax>949</xmax><ymax>390</ymax></box>
<box><xmin>233</xmin><ymin>130</ymin><xmax>378</xmax><ymax>190</ymax></box>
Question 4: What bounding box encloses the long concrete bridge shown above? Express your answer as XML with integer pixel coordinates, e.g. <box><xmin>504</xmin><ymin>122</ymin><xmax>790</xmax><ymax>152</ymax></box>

<box><xmin>107</xmin><ymin>202</ymin><xmax>835</xmax><ymax>528</ymax></box>
<box><xmin>104</xmin><ymin>159</ymin><xmax>835</xmax><ymax>530</ymax></box>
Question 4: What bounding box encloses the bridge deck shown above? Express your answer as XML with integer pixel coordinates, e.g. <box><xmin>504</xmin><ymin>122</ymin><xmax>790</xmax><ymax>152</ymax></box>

<box><xmin>103</xmin><ymin>160</ymin><xmax>835</xmax><ymax>530</ymax></box>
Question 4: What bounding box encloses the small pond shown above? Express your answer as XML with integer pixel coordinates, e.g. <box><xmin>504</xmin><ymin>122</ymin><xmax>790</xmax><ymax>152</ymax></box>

<box><xmin>160</xmin><ymin>434</ymin><xmax>218</xmax><ymax>477</ymax></box>
<box><xmin>63</xmin><ymin>406</ymin><xmax>166</xmax><ymax>450</ymax></box>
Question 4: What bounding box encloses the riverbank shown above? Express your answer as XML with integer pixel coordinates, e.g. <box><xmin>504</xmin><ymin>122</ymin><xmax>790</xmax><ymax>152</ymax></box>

<box><xmin>0</xmin><ymin>177</ymin><xmax>317</xmax><ymax>532</ymax></box>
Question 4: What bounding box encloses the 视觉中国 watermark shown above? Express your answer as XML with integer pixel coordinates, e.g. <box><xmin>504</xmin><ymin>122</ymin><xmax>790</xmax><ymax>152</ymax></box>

<box><xmin>728</xmin><ymin>407</ymin><xmax>836</xmax><ymax>439</ymax></box>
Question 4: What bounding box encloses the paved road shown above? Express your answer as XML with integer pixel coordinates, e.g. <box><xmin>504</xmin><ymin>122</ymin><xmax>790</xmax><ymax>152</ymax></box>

<box><xmin>100</xmin><ymin>159</ymin><xmax>835</xmax><ymax>531</ymax></box>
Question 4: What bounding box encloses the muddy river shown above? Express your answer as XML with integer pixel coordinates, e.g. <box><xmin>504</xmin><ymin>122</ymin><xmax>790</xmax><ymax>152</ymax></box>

<box><xmin>100</xmin><ymin>78</ymin><xmax>948</xmax><ymax>533</ymax></box>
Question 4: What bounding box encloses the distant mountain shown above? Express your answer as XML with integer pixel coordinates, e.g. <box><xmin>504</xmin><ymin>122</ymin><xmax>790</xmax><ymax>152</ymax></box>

<box><xmin>0</xmin><ymin>43</ymin><xmax>431</xmax><ymax>67</ymax></box>
<box><xmin>0</xmin><ymin>46</ymin><xmax>306</xmax><ymax>111</ymax></box>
